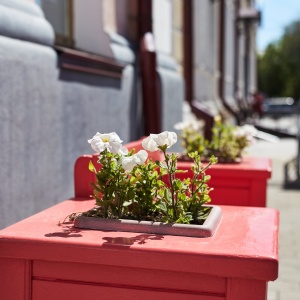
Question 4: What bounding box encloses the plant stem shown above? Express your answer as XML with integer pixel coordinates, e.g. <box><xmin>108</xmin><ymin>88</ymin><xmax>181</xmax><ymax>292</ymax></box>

<box><xmin>104</xmin><ymin>190</ymin><xmax>108</xmax><ymax>218</ymax></box>
<box><xmin>163</xmin><ymin>150</ymin><xmax>177</xmax><ymax>220</ymax></box>
<box><xmin>191</xmin><ymin>158</ymin><xmax>212</xmax><ymax>198</ymax></box>
<box><xmin>116</xmin><ymin>171</ymin><xmax>122</xmax><ymax>219</ymax></box>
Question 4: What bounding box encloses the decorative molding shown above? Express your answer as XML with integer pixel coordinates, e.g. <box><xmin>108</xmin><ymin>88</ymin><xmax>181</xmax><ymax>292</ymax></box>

<box><xmin>0</xmin><ymin>1</ymin><xmax>54</xmax><ymax>47</ymax></box>
<box><xmin>55</xmin><ymin>46</ymin><xmax>125</xmax><ymax>79</ymax></box>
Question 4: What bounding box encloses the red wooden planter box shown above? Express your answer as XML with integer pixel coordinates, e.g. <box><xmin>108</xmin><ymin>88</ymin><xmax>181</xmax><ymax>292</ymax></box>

<box><xmin>0</xmin><ymin>199</ymin><xmax>278</xmax><ymax>300</ymax></box>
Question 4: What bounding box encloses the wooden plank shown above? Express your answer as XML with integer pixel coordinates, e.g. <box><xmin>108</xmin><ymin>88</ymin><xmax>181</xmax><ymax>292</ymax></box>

<box><xmin>227</xmin><ymin>278</ymin><xmax>267</xmax><ymax>300</ymax></box>
<box><xmin>0</xmin><ymin>258</ymin><xmax>31</xmax><ymax>300</ymax></box>
<box><xmin>32</xmin><ymin>280</ymin><xmax>225</xmax><ymax>300</ymax></box>
<box><xmin>33</xmin><ymin>260</ymin><xmax>226</xmax><ymax>294</ymax></box>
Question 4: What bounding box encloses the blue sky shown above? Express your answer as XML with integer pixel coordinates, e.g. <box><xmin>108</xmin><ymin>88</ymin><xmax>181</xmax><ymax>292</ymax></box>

<box><xmin>256</xmin><ymin>0</ymin><xmax>300</xmax><ymax>52</ymax></box>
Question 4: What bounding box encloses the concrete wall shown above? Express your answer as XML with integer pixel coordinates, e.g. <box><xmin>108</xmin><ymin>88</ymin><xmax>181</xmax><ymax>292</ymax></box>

<box><xmin>0</xmin><ymin>0</ymin><xmax>137</xmax><ymax>229</ymax></box>
<box><xmin>224</xmin><ymin>0</ymin><xmax>236</xmax><ymax>108</ymax></box>
<box><xmin>0</xmin><ymin>0</ymin><xmax>184</xmax><ymax>229</ymax></box>
<box><xmin>193</xmin><ymin>0</ymin><xmax>220</xmax><ymax>115</ymax></box>
<box><xmin>153</xmin><ymin>0</ymin><xmax>184</xmax><ymax>151</ymax></box>
<box><xmin>192</xmin><ymin>0</ymin><xmax>258</xmax><ymax>119</ymax></box>
<box><xmin>73</xmin><ymin>0</ymin><xmax>113</xmax><ymax>57</ymax></box>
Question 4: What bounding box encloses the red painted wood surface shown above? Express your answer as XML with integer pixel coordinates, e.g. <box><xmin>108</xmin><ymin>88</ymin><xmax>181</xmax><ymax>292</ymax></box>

<box><xmin>0</xmin><ymin>199</ymin><xmax>278</xmax><ymax>300</ymax></box>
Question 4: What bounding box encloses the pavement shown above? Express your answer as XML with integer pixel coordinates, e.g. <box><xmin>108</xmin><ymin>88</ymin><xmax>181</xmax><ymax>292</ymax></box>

<box><xmin>246</xmin><ymin>135</ymin><xmax>300</xmax><ymax>300</ymax></box>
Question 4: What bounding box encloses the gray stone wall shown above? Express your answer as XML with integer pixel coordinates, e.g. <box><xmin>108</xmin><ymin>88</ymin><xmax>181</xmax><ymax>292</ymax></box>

<box><xmin>193</xmin><ymin>0</ymin><xmax>220</xmax><ymax>115</ymax></box>
<box><xmin>157</xmin><ymin>53</ymin><xmax>184</xmax><ymax>152</ymax></box>
<box><xmin>0</xmin><ymin>0</ymin><xmax>137</xmax><ymax>229</ymax></box>
<box><xmin>0</xmin><ymin>0</ymin><xmax>184</xmax><ymax>229</ymax></box>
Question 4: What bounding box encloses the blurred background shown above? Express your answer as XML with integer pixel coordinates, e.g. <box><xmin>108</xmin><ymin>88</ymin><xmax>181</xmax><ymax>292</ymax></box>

<box><xmin>0</xmin><ymin>1</ymin><xmax>300</xmax><ymax>298</ymax></box>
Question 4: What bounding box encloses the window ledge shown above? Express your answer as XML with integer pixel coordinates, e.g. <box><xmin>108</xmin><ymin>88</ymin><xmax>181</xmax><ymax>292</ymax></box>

<box><xmin>55</xmin><ymin>46</ymin><xmax>125</xmax><ymax>79</ymax></box>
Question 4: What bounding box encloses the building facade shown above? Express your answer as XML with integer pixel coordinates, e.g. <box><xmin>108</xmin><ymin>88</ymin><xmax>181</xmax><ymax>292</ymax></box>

<box><xmin>0</xmin><ymin>0</ymin><xmax>259</xmax><ymax>228</ymax></box>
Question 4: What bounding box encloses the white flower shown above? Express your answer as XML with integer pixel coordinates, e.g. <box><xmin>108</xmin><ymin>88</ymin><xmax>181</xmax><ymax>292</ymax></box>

<box><xmin>174</xmin><ymin>120</ymin><xmax>202</xmax><ymax>131</ymax></box>
<box><xmin>234</xmin><ymin>125</ymin><xmax>257</xmax><ymax>141</ymax></box>
<box><xmin>142</xmin><ymin>131</ymin><xmax>177</xmax><ymax>152</ymax></box>
<box><xmin>174</xmin><ymin>122</ymin><xmax>186</xmax><ymax>130</ymax></box>
<box><xmin>121</xmin><ymin>150</ymin><xmax>148</xmax><ymax>171</ymax></box>
<box><xmin>88</xmin><ymin>132</ymin><xmax>123</xmax><ymax>154</ymax></box>
<box><xmin>142</xmin><ymin>135</ymin><xmax>159</xmax><ymax>152</ymax></box>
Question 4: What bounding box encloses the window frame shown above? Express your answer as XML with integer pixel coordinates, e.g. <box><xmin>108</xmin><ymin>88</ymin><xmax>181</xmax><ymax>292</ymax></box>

<box><xmin>54</xmin><ymin>0</ymin><xmax>74</xmax><ymax>47</ymax></box>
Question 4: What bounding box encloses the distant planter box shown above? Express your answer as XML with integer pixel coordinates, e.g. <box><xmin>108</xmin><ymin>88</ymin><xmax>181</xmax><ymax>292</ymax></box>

<box><xmin>0</xmin><ymin>198</ymin><xmax>278</xmax><ymax>300</ymax></box>
<box><xmin>176</xmin><ymin>157</ymin><xmax>272</xmax><ymax>207</ymax></box>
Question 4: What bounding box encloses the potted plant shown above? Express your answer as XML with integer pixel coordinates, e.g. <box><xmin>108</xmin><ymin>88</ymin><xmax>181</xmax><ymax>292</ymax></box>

<box><xmin>174</xmin><ymin>118</ymin><xmax>257</xmax><ymax>163</ymax></box>
<box><xmin>173</xmin><ymin>119</ymin><xmax>272</xmax><ymax>207</ymax></box>
<box><xmin>68</xmin><ymin>131</ymin><xmax>221</xmax><ymax>237</ymax></box>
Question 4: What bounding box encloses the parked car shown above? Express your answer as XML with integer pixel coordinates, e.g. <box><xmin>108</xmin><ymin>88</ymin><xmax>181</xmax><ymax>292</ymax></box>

<box><xmin>262</xmin><ymin>97</ymin><xmax>299</xmax><ymax>116</ymax></box>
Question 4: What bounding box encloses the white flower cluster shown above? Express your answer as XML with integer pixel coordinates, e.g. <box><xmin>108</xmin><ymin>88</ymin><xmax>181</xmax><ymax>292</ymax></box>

<box><xmin>88</xmin><ymin>131</ymin><xmax>177</xmax><ymax>171</ymax></box>
<box><xmin>174</xmin><ymin>120</ymin><xmax>203</xmax><ymax>132</ymax></box>
<box><xmin>233</xmin><ymin>124</ymin><xmax>258</xmax><ymax>143</ymax></box>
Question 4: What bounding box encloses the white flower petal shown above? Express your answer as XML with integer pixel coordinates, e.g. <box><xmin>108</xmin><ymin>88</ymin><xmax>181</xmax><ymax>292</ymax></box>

<box><xmin>121</xmin><ymin>156</ymin><xmax>137</xmax><ymax>172</ymax></box>
<box><xmin>142</xmin><ymin>131</ymin><xmax>177</xmax><ymax>151</ymax></box>
<box><xmin>88</xmin><ymin>132</ymin><xmax>105</xmax><ymax>153</ymax></box>
<box><xmin>120</xmin><ymin>149</ymin><xmax>148</xmax><ymax>172</ymax></box>
<box><xmin>135</xmin><ymin>150</ymin><xmax>148</xmax><ymax>164</ymax></box>
<box><xmin>142</xmin><ymin>135</ymin><xmax>159</xmax><ymax>152</ymax></box>
<box><xmin>155</xmin><ymin>131</ymin><xmax>177</xmax><ymax>148</ymax></box>
<box><xmin>88</xmin><ymin>132</ymin><xmax>124</xmax><ymax>153</ymax></box>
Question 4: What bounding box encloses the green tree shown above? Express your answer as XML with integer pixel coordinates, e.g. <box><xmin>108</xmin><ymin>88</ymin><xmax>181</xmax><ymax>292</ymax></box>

<box><xmin>258</xmin><ymin>20</ymin><xmax>300</xmax><ymax>100</ymax></box>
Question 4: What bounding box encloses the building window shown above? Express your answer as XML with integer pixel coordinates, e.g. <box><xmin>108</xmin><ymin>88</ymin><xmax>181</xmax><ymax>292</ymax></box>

<box><xmin>36</xmin><ymin>0</ymin><xmax>74</xmax><ymax>47</ymax></box>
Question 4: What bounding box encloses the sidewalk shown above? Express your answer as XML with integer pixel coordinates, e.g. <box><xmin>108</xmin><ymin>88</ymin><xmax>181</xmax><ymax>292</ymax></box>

<box><xmin>246</xmin><ymin>138</ymin><xmax>300</xmax><ymax>300</ymax></box>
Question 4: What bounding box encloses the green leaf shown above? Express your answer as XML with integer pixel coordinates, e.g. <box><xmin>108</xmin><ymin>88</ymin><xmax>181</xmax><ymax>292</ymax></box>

<box><xmin>175</xmin><ymin>169</ymin><xmax>188</xmax><ymax>173</ymax></box>
<box><xmin>89</xmin><ymin>160</ymin><xmax>97</xmax><ymax>173</ymax></box>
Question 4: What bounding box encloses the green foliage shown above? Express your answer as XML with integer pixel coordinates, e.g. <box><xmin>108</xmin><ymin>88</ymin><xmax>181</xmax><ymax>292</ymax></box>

<box><xmin>83</xmin><ymin>147</ymin><xmax>217</xmax><ymax>225</ymax></box>
<box><xmin>129</xmin><ymin>160</ymin><xmax>161</xmax><ymax>220</ymax></box>
<box><xmin>91</xmin><ymin>149</ymin><xmax>136</xmax><ymax>219</ymax></box>
<box><xmin>179</xmin><ymin>120</ymin><xmax>252</xmax><ymax>162</ymax></box>
<box><xmin>258</xmin><ymin>20</ymin><xmax>300</xmax><ymax>99</ymax></box>
<box><xmin>180</xmin><ymin>127</ymin><xmax>208</xmax><ymax>157</ymax></box>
